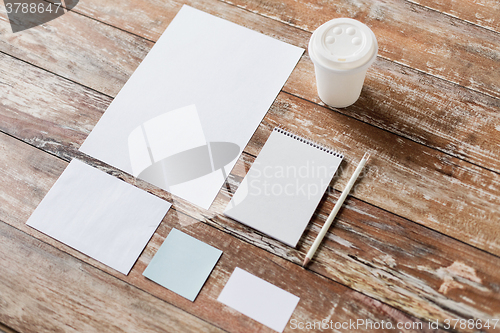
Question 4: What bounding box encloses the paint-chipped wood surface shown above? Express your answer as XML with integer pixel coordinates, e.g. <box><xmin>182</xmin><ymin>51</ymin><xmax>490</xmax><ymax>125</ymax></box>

<box><xmin>0</xmin><ymin>0</ymin><xmax>499</xmax><ymax>332</ymax></box>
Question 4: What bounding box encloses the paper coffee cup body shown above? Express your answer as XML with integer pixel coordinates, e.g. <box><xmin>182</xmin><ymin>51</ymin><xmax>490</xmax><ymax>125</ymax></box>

<box><xmin>309</xmin><ymin>18</ymin><xmax>378</xmax><ymax>108</ymax></box>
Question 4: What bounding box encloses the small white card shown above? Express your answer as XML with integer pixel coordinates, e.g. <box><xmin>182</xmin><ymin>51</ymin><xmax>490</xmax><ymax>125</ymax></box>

<box><xmin>217</xmin><ymin>267</ymin><xmax>300</xmax><ymax>332</ymax></box>
<box><xmin>26</xmin><ymin>159</ymin><xmax>171</xmax><ymax>275</ymax></box>
<box><xmin>79</xmin><ymin>5</ymin><xmax>304</xmax><ymax>210</ymax></box>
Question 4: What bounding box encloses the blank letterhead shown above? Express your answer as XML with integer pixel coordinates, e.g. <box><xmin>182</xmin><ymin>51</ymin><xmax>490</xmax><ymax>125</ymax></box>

<box><xmin>79</xmin><ymin>5</ymin><xmax>304</xmax><ymax>210</ymax></box>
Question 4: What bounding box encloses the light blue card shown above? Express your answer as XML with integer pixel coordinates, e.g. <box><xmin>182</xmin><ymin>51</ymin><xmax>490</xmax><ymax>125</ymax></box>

<box><xmin>143</xmin><ymin>228</ymin><xmax>222</xmax><ymax>301</ymax></box>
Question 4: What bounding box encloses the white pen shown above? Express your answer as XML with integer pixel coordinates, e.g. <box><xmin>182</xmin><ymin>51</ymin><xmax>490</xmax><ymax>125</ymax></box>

<box><xmin>303</xmin><ymin>152</ymin><xmax>370</xmax><ymax>267</ymax></box>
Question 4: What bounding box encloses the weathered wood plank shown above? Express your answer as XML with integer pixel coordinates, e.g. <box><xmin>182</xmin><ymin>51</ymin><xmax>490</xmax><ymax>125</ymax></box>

<box><xmin>72</xmin><ymin>0</ymin><xmax>500</xmax><ymax>174</ymax></box>
<box><xmin>263</xmin><ymin>93</ymin><xmax>500</xmax><ymax>255</ymax></box>
<box><xmin>212</xmin><ymin>151</ymin><xmax>500</xmax><ymax>326</ymax></box>
<box><xmin>1</xmin><ymin>2</ymin><xmax>500</xmax><ymax>330</ymax></box>
<box><xmin>2</xmin><ymin>47</ymin><xmax>499</xmax><ymax>258</ymax></box>
<box><xmin>46</xmin><ymin>0</ymin><xmax>310</xmax><ymax>46</ymax></box>
<box><xmin>0</xmin><ymin>52</ymin><xmax>500</xmax><ymax>330</ymax></box>
<box><xmin>2</xmin><ymin>0</ymin><xmax>499</xmax><ymax>176</ymax></box>
<box><xmin>0</xmin><ymin>5</ymin><xmax>152</xmax><ymax>97</ymax></box>
<box><xmin>54</xmin><ymin>0</ymin><xmax>500</xmax><ymax>99</ymax></box>
<box><xmin>406</xmin><ymin>0</ymin><xmax>500</xmax><ymax>33</ymax></box>
<box><xmin>0</xmin><ymin>133</ymin><xmax>439</xmax><ymax>332</ymax></box>
<box><xmin>0</xmin><ymin>226</ymin><xmax>223</xmax><ymax>333</ymax></box>
<box><xmin>220</xmin><ymin>0</ymin><xmax>500</xmax><ymax>99</ymax></box>
<box><xmin>1</xmin><ymin>42</ymin><xmax>500</xmax><ymax>326</ymax></box>
<box><xmin>285</xmin><ymin>55</ymin><xmax>500</xmax><ymax>174</ymax></box>
<box><xmin>0</xmin><ymin>50</ymin><xmax>109</xmax><ymax>160</ymax></box>
<box><xmin>0</xmin><ymin>322</ymin><xmax>18</xmax><ymax>333</ymax></box>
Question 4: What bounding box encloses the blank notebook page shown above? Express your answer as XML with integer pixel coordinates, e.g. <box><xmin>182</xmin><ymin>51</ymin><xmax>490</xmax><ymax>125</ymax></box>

<box><xmin>224</xmin><ymin>128</ymin><xmax>343</xmax><ymax>247</ymax></box>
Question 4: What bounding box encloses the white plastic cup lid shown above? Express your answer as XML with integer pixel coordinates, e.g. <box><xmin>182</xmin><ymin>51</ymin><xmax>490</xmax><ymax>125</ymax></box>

<box><xmin>309</xmin><ymin>18</ymin><xmax>378</xmax><ymax>73</ymax></box>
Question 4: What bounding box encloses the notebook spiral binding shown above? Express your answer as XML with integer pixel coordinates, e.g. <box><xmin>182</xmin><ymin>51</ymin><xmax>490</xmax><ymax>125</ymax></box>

<box><xmin>274</xmin><ymin>126</ymin><xmax>343</xmax><ymax>159</ymax></box>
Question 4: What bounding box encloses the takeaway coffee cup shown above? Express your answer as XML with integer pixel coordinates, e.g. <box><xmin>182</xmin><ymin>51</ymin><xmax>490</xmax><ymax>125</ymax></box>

<box><xmin>308</xmin><ymin>18</ymin><xmax>378</xmax><ymax>108</ymax></box>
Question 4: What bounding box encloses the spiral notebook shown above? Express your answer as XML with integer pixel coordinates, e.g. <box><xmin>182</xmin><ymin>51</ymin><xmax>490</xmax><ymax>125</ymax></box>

<box><xmin>224</xmin><ymin>127</ymin><xmax>343</xmax><ymax>247</ymax></box>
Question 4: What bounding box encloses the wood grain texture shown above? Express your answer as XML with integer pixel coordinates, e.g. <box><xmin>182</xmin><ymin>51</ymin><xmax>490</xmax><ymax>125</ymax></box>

<box><xmin>2</xmin><ymin>42</ymin><xmax>500</xmax><ymax>258</ymax></box>
<box><xmin>220</xmin><ymin>0</ymin><xmax>500</xmax><ymax>99</ymax></box>
<box><xmin>0</xmin><ymin>133</ymin><xmax>439</xmax><ymax>333</ymax></box>
<box><xmin>0</xmin><ymin>227</ymin><xmax>222</xmax><ymax>333</ymax></box>
<box><xmin>261</xmin><ymin>94</ymin><xmax>500</xmax><ymax>255</ymax></box>
<box><xmin>3</xmin><ymin>1</ymin><xmax>500</xmax><ymax>172</ymax></box>
<box><xmin>212</xmin><ymin>150</ymin><xmax>500</xmax><ymax>326</ymax></box>
<box><xmin>0</xmin><ymin>5</ymin><xmax>152</xmax><ymax>97</ymax></box>
<box><xmin>285</xmin><ymin>55</ymin><xmax>500</xmax><ymax>174</ymax></box>
<box><xmin>0</xmin><ymin>51</ymin><xmax>109</xmax><ymax>160</ymax></box>
<box><xmin>2</xmin><ymin>0</ymin><xmax>499</xmax><ymax>175</ymax></box>
<box><xmin>1</xmin><ymin>51</ymin><xmax>499</xmax><ymax>330</ymax></box>
<box><xmin>406</xmin><ymin>0</ymin><xmax>500</xmax><ymax>33</ymax></box>
<box><xmin>1</xmin><ymin>0</ymin><xmax>499</xmax><ymax>331</ymax></box>
<box><xmin>70</xmin><ymin>0</ymin><xmax>500</xmax><ymax>174</ymax></box>
<box><xmin>52</xmin><ymin>0</ymin><xmax>500</xmax><ymax>99</ymax></box>
<box><xmin>0</xmin><ymin>322</ymin><xmax>18</xmax><ymax>333</ymax></box>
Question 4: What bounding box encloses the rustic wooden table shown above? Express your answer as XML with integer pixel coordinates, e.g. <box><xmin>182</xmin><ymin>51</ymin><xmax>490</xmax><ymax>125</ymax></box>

<box><xmin>1</xmin><ymin>0</ymin><xmax>499</xmax><ymax>332</ymax></box>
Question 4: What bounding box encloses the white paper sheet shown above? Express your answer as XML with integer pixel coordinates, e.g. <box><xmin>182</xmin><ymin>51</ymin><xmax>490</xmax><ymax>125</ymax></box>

<box><xmin>26</xmin><ymin>159</ymin><xmax>172</xmax><ymax>275</ymax></box>
<box><xmin>217</xmin><ymin>267</ymin><xmax>300</xmax><ymax>332</ymax></box>
<box><xmin>79</xmin><ymin>5</ymin><xmax>304</xmax><ymax>209</ymax></box>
